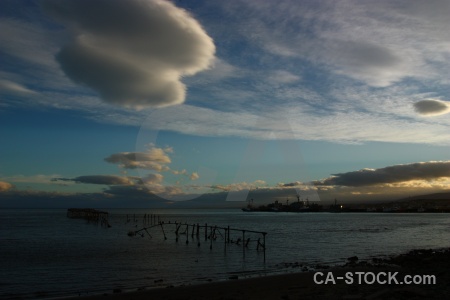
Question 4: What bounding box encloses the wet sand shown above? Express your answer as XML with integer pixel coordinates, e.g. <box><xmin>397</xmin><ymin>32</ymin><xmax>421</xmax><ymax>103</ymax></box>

<box><xmin>77</xmin><ymin>248</ymin><xmax>450</xmax><ymax>300</ymax></box>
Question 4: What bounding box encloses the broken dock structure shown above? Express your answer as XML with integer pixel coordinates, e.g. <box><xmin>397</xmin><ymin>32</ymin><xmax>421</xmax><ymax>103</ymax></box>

<box><xmin>129</xmin><ymin>218</ymin><xmax>267</xmax><ymax>262</ymax></box>
<box><xmin>67</xmin><ymin>208</ymin><xmax>110</xmax><ymax>227</ymax></box>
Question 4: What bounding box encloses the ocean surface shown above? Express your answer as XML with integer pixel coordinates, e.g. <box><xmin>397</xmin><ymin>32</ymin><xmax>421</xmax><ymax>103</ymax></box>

<box><xmin>1</xmin><ymin>208</ymin><xmax>450</xmax><ymax>299</ymax></box>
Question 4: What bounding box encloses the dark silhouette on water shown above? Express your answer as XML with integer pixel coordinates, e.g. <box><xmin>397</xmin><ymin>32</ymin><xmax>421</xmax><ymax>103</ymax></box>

<box><xmin>67</xmin><ymin>208</ymin><xmax>110</xmax><ymax>227</ymax></box>
<box><xmin>128</xmin><ymin>216</ymin><xmax>267</xmax><ymax>262</ymax></box>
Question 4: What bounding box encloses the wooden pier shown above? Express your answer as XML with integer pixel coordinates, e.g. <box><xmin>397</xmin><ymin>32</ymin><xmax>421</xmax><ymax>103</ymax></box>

<box><xmin>67</xmin><ymin>208</ymin><xmax>110</xmax><ymax>227</ymax></box>
<box><xmin>128</xmin><ymin>216</ymin><xmax>267</xmax><ymax>262</ymax></box>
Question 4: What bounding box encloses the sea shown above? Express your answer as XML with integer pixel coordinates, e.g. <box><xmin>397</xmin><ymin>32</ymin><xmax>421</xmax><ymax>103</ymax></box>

<box><xmin>1</xmin><ymin>208</ymin><xmax>450</xmax><ymax>299</ymax></box>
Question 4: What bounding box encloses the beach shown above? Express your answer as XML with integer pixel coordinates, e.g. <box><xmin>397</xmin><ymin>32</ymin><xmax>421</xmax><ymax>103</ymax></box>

<box><xmin>77</xmin><ymin>248</ymin><xmax>450</xmax><ymax>300</ymax></box>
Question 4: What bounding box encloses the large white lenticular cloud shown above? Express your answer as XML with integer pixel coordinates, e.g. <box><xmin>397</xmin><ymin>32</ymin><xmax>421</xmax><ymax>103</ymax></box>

<box><xmin>42</xmin><ymin>0</ymin><xmax>215</xmax><ymax>109</ymax></box>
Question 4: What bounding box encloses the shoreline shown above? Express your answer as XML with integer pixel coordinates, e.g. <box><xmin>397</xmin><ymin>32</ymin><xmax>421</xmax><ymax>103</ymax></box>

<box><xmin>72</xmin><ymin>248</ymin><xmax>450</xmax><ymax>300</ymax></box>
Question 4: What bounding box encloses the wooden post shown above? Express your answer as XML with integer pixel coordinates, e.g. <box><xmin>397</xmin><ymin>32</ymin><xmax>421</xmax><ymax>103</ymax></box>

<box><xmin>186</xmin><ymin>224</ymin><xmax>189</xmax><ymax>244</ymax></box>
<box><xmin>210</xmin><ymin>230</ymin><xmax>213</xmax><ymax>250</ymax></box>
<box><xmin>263</xmin><ymin>233</ymin><xmax>266</xmax><ymax>263</ymax></box>
<box><xmin>243</xmin><ymin>230</ymin><xmax>245</xmax><ymax>258</ymax></box>
<box><xmin>175</xmin><ymin>222</ymin><xmax>180</xmax><ymax>242</ymax></box>
<box><xmin>224</xmin><ymin>228</ymin><xmax>227</xmax><ymax>250</ymax></box>
<box><xmin>128</xmin><ymin>219</ymin><xmax>268</xmax><ymax>265</ymax></box>
<box><xmin>197</xmin><ymin>225</ymin><xmax>201</xmax><ymax>247</ymax></box>
<box><xmin>160</xmin><ymin>224</ymin><xmax>167</xmax><ymax>240</ymax></box>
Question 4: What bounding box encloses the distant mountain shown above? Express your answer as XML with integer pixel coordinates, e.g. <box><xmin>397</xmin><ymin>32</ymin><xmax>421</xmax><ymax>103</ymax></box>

<box><xmin>0</xmin><ymin>191</ymin><xmax>170</xmax><ymax>209</ymax></box>
<box><xmin>169</xmin><ymin>192</ymin><xmax>240</xmax><ymax>209</ymax></box>
<box><xmin>397</xmin><ymin>191</ymin><xmax>450</xmax><ymax>202</ymax></box>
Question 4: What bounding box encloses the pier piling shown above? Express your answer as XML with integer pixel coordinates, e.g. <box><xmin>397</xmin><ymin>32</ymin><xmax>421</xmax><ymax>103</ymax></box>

<box><xmin>129</xmin><ymin>215</ymin><xmax>267</xmax><ymax>263</ymax></box>
<box><xmin>67</xmin><ymin>208</ymin><xmax>109</xmax><ymax>227</ymax></box>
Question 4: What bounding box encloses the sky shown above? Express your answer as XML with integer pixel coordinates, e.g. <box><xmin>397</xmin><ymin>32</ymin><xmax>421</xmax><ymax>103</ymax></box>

<box><xmin>1</xmin><ymin>0</ymin><xmax>450</xmax><ymax>208</ymax></box>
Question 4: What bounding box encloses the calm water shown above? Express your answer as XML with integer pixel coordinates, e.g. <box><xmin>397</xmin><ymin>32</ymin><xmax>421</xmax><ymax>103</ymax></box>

<box><xmin>1</xmin><ymin>208</ymin><xmax>450</xmax><ymax>299</ymax></box>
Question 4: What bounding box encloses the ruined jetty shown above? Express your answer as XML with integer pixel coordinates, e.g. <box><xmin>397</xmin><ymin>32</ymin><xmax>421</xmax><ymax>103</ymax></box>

<box><xmin>129</xmin><ymin>215</ymin><xmax>267</xmax><ymax>262</ymax></box>
<box><xmin>67</xmin><ymin>208</ymin><xmax>110</xmax><ymax>227</ymax></box>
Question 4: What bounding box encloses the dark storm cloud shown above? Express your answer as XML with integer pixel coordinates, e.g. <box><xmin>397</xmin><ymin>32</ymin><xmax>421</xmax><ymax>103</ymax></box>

<box><xmin>314</xmin><ymin>161</ymin><xmax>450</xmax><ymax>187</ymax></box>
<box><xmin>54</xmin><ymin>175</ymin><xmax>133</xmax><ymax>185</ymax></box>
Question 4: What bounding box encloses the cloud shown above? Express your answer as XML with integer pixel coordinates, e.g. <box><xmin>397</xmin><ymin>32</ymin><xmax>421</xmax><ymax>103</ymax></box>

<box><xmin>54</xmin><ymin>144</ymin><xmax>201</xmax><ymax>199</ymax></box>
<box><xmin>138</xmin><ymin>103</ymin><xmax>450</xmax><ymax>145</ymax></box>
<box><xmin>104</xmin><ymin>183</ymin><xmax>183</xmax><ymax>198</ymax></box>
<box><xmin>141</xmin><ymin>173</ymin><xmax>164</xmax><ymax>185</ymax></box>
<box><xmin>42</xmin><ymin>0</ymin><xmax>215</xmax><ymax>109</ymax></box>
<box><xmin>2</xmin><ymin>174</ymin><xmax>63</xmax><ymax>184</ymax></box>
<box><xmin>0</xmin><ymin>18</ymin><xmax>58</xmax><ymax>68</ymax></box>
<box><xmin>276</xmin><ymin>181</ymin><xmax>317</xmax><ymax>192</ymax></box>
<box><xmin>325</xmin><ymin>40</ymin><xmax>409</xmax><ymax>87</ymax></box>
<box><xmin>211</xmin><ymin>180</ymin><xmax>267</xmax><ymax>192</ymax></box>
<box><xmin>187</xmin><ymin>58</ymin><xmax>241</xmax><ymax>84</ymax></box>
<box><xmin>268</xmin><ymin>70</ymin><xmax>301</xmax><ymax>84</ymax></box>
<box><xmin>172</xmin><ymin>169</ymin><xmax>187</xmax><ymax>175</ymax></box>
<box><xmin>190</xmin><ymin>172</ymin><xmax>200</xmax><ymax>181</ymax></box>
<box><xmin>171</xmin><ymin>170</ymin><xmax>199</xmax><ymax>181</ymax></box>
<box><xmin>314</xmin><ymin>161</ymin><xmax>450</xmax><ymax>187</ymax></box>
<box><xmin>56</xmin><ymin>175</ymin><xmax>134</xmax><ymax>185</ymax></box>
<box><xmin>0</xmin><ymin>181</ymin><xmax>13</xmax><ymax>192</ymax></box>
<box><xmin>414</xmin><ymin>99</ymin><xmax>450</xmax><ymax>116</ymax></box>
<box><xmin>0</xmin><ymin>80</ymin><xmax>36</xmax><ymax>95</ymax></box>
<box><xmin>104</xmin><ymin>146</ymin><xmax>172</xmax><ymax>171</ymax></box>
<box><xmin>227</xmin><ymin>0</ymin><xmax>450</xmax><ymax>87</ymax></box>
<box><xmin>53</xmin><ymin>172</ymin><xmax>183</xmax><ymax>198</ymax></box>
<box><xmin>3</xmin><ymin>1</ymin><xmax>450</xmax><ymax>148</ymax></box>
<box><xmin>278</xmin><ymin>181</ymin><xmax>304</xmax><ymax>188</ymax></box>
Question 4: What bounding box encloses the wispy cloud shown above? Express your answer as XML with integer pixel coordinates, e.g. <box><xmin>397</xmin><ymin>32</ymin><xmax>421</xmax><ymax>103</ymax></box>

<box><xmin>0</xmin><ymin>79</ymin><xmax>37</xmax><ymax>95</ymax></box>
<box><xmin>210</xmin><ymin>180</ymin><xmax>267</xmax><ymax>192</ymax></box>
<box><xmin>103</xmin><ymin>184</ymin><xmax>183</xmax><ymax>199</ymax></box>
<box><xmin>41</xmin><ymin>0</ymin><xmax>215</xmax><ymax>109</ymax></box>
<box><xmin>0</xmin><ymin>18</ymin><xmax>58</xmax><ymax>69</ymax></box>
<box><xmin>228</xmin><ymin>0</ymin><xmax>450</xmax><ymax>87</ymax></box>
<box><xmin>268</xmin><ymin>70</ymin><xmax>301</xmax><ymax>84</ymax></box>
<box><xmin>138</xmin><ymin>104</ymin><xmax>450</xmax><ymax>145</ymax></box>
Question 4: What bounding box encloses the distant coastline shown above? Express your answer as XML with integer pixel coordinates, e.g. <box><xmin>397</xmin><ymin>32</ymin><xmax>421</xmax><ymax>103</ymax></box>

<box><xmin>242</xmin><ymin>197</ymin><xmax>450</xmax><ymax>213</ymax></box>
